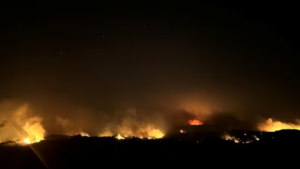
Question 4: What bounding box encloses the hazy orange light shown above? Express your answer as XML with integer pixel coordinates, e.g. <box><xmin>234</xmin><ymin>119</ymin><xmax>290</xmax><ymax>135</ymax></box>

<box><xmin>180</xmin><ymin>129</ymin><xmax>186</xmax><ymax>133</ymax></box>
<box><xmin>188</xmin><ymin>119</ymin><xmax>203</xmax><ymax>125</ymax></box>
<box><xmin>22</xmin><ymin>117</ymin><xmax>46</xmax><ymax>144</ymax></box>
<box><xmin>258</xmin><ymin>118</ymin><xmax>300</xmax><ymax>131</ymax></box>
<box><xmin>24</xmin><ymin>138</ymin><xmax>30</xmax><ymax>144</ymax></box>
<box><xmin>222</xmin><ymin>134</ymin><xmax>239</xmax><ymax>143</ymax></box>
<box><xmin>116</xmin><ymin>134</ymin><xmax>125</xmax><ymax>140</ymax></box>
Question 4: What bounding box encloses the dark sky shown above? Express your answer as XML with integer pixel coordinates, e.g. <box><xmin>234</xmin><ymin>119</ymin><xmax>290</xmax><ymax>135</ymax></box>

<box><xmin>0</xmin><ymin>1</ymin><xmax>299</xmax><ymax>133</ymax></box>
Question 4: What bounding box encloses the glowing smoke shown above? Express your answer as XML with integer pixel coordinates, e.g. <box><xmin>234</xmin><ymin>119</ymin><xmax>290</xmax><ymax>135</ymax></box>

<box><xmin>98</xmin><ymin>108</ymin><xmax>164</xmax><ymax>139</ymax></box>
<box><xmin>56</xmin><ymin>116</ymin><xmax>90</xmax><ymax>137</ymax></box>
<box><xmin>99</xmin><ymin>118</ymin><xmax>164</xmax><ymax>139</ymax></box>
<box><xmin>3</xmin><ymin>100</ymin><xmax>300</xmax><ymax>143</ymax></box>
<box><xmin>116</xmin><ymin>134</ymin><xmax>124</xmax><ymax>140</ymax></box>
<box><xmin>0</xmin><ymin>102</ymin><xmax>46</xmax><ymax>144</ymax></box>
<box><xmin>22</xmin><ymin>116</ymin><xmax>45</xmax><ymax>143</ymax></box>
<box><xmin>222</xmin><ymin>133</ymin><xmax>239</xmax><ymax>143</ymax></box>
<box><xmin>188</xmin><ymin>119</ymin><xmax>203</xmax><ymax>125</ymax></box>
<box><xmin>258</xmin><ymin>118</ymin><xmax>300</xmax><ymax>132</ymax></box>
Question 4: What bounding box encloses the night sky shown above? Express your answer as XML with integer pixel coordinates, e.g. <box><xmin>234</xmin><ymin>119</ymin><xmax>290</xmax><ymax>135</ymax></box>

<box><xmin>0</xmin><ymin>1</ymin><xmax>299</xmax><ymax>134</ymax></box>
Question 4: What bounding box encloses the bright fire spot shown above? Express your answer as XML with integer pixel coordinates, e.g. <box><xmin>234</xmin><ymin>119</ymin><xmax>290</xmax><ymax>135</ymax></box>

<box><xmin>253</xmin><ymin>135</ymin><xmax>259</xmax><ymax>141</ymax></box>
<box><xmin>188</xmin><ymin>119</ymin><xmax>203</xmax><ymax>125</ymax></box>
<box><xmin>78</xmin><ymin>132</ymin><xmax>90</xmax><ymax>137</ymax></box>
<box><xmin>116</xmin><ymin>134</ymin><xmax>125</xmax><ymax>140</ymax></box>
<box><xmin>24</xmin><ymin>138</ymin><xmax>30</xmax><ymax>144</ymax></box>
<box><xmin>22</xmin><ymin>117</ymin><xmax>46</xmax><ymax>144</ymax></box>
<box><xmin>99</xmin><ymin>125</ymin><xmax>164</xmax><ymax>139</ymax></box>
<box><xmin>147</xmin><ymin>128</ymin><xmax>164</xmax><ymax>139</ymax></box>
<box><xmin>258</xmin><ymin>118</ymin><xmax>300</xmax><ymax>132</ymax></box>
<box><xmin>180</xmin><ymin>129</ymin><xmax>186</xmax><ymax>133</ymax></box>
<box><xmin>222</xmin><ymin>134</ymin><xmax>239</xmax><ymax>143</ymax></box>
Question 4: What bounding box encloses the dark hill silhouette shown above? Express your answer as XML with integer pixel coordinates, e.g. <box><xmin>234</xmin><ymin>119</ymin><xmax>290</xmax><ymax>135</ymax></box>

<box><xmin>0</xmin><ymin>130</ymin><xmax>299</xmax><ymax>168</ymax></box>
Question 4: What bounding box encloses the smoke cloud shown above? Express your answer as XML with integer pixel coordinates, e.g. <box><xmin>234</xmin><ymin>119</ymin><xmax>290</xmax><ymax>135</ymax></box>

<box><xmin>0</xmin><ymin>95</ymin><xmax>299</xmax><ymax>142</ymax></box>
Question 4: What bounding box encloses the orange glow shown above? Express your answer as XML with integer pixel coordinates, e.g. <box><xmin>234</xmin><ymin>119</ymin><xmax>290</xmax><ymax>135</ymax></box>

<box><xmin>3</xmin><ymin>104</ymin><xmax>168</xmax><ymax>143</ymax></box>
<box><xmin>188</xmin><ymin>119</ymin><xmax>203</xmax><ymax>125</ymax></box>
<box><xmin>147</xmin><ymin>128</ymin><xmax>164</xmax><ymax>139</ymax></box>
<box><xmin>222</xmin><ymin>134</ymin><xmax>239</xmax><ymax>143</ymax></box>
<box><xmin>98</xmin><ymin>129</ymin><xmax>113</xmax><ymax>137</ymax></box>
<box><xmin>24</xmin><ymin>138</ymin><xmax>30</xmax><ymax>144</ymax></box>
<box><xmin>99</xmin><ymin>123</ymin><xmax>165</xmax><ymax>139</ymax></box>
<box><xmin>180</xmin><ymin>129</ymin><xmax>186</xmax><ymax>133</ymax></box>
<box><xmin>101</xmin><ymin>128</ymin><xmax>164</xmax><ymax>139</ymax></box>
<box><xmin>116</xmin><ymin>134</ymin><xmax>124</xmax><ymax>140</ymax></box>
<box><xmin>22</xmin><ymin>117</ymin><xmax>45</xmax><ymax>144</ymax></box>
<box><xmin>258</xmin><ymin>118</ymin><xmax>300</xmax><ymax>131</ymax></box>
<box><xmin>78</xmin><ymin>132</ymin><xmax>90</xmax><ymax>137</ymax></box>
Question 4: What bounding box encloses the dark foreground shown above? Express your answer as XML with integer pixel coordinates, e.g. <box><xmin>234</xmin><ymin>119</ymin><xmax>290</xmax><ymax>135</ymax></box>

<box><xmin>1</xmin><ymin>130</ymin><xmax>299</xmax><ymax>169</ymax></box>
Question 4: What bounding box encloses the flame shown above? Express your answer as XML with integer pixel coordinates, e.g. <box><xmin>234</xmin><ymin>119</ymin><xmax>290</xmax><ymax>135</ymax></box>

<box><xmin>188</xmin><ymin>119</ymin><xmax>203</xmax><ymax>125</ymax></box>
<box><xmin>99</xmin><ymin>128</ymin><xmax>113</xmax><ymax>137</ymax></box>
<box><xmin>222</xmin><ymin>134</ymin><xmax>239</xmax><ymax>143</ymax></box>
<box><xmin>258</xmin><ymin>118</ymin><xmax>300</xmax><ymax>131</ymax></box>
<box><xmin>24</xmin><ymin>138</ymin><xmax>30</xmax><ymax>144</ymax></box>
<box><xmin>78</xmin><ymin>132</ymin><xmax>90</xmax><ymax>137</ymax></box>
<box><xmin>22</xmin><ymin>116</ymin><xmax>45</xmax><ymax>144</ymax></box>
<box><xmin>147</xmin><ymin>128</ymin><xmax>164</xmax><ymax>139</ymax></box>
<box><xmin>116</xmin><ymin>134</ymin><xmax>124</xmax><ymax>140</ymax></box>
<box><xmin>1</xmin><ymin>104</ymin><xmax>168</xmax><ymax>143</ymax></box>
<box><xmin>99</xmin><ymin>122</ymin><xmax>165</xmax><ymax>139</ymax></box>
<box><xmin>102</xmin><ymin>127</ymin><xmax>164</xmax><ymax>139</ymax></box>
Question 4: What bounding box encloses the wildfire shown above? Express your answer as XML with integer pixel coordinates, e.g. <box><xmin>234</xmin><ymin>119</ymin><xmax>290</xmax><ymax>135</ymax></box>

<box><xmin>99</xmin><ymin>129</ymin><xmax>113</xmax><ymax>137</ymax></box>
<box><xmin>222</xmin><ymin>134</ymin><xmax>239</xmax><ymax>143</ymax></box>
<box><xmin>102</xmin><ymin>128</ymin><xmax>164</xmax><ymax>139</ymax></box>
<box><xmin>116</xmin><ymin>134</ymin><xmax>125</xmax><ymax>140</ymax></box>
<box><xmin>99</xmin><ymin>123</ymin><xmax>165</xmax><ymax>139</ymax></box>
<box><xmin>78</xmin><ymin>132</ymin><xmax>90</xmax><ymax>137</ymax></box>
<box><xmin>22</xmin><ymin>116</ymin><xmax>45</xmax><ymax>144</ymax></box>
<box><xmin>258</xmin><ymin>118</ymin><xmax>300</xmax><ymax>132</ymax></box>
<box><xmin>3</xmin><ymin>104</ymin><xmax>169</xmax><ymax>144</ymax></box>
<box><xmin>145</xmin><ymin>128</ymin><xmax>164</xmax><ymax>139</ymax></box>
<box><xmin>188</xmin><ymin>119</ymin><xmax>203</xmax><ymax>125</ymax></box>
<box><xmin>24</xmin><ymin>138</ymin><xmax>30</xmax><ymax>144</ymax></box>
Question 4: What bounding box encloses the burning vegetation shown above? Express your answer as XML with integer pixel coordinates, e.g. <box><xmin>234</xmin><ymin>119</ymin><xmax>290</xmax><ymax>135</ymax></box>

<box><xmin>116</xmin><ymin>134</ymin><xmax>125</xmax><ymax>140</ymax></box>
<box><xmin>188</xmin><ymin>119</ymin><xmax>203</xmax><ymax>125</ymax></box>
<box><xmin>99</xmin><ymin>125</ymin><xmax>164</xmax><ymax>139</ymax></box>
<box><xmin>221</xmin><ymin>132</ymin><xmax>261</xmax><ymax>144</ymax></box>
<box><xmin>222</xmin><ymin>133</ymin><xmax>239</xmax><ymax>143</ymax></box>
<box><xmin>22</xmin><ymin>116</ymin><xmax>45</xmax><ymax>144</ymax></box>
<box><xmin>258</xmin><ymin>118</ymin><xmax>300</xmax><ymax>132</ymax></box>
<box><xmin>2</xmin><ymin>103</ymin><xmax>300</xmax><ymax>145</ymax></box>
